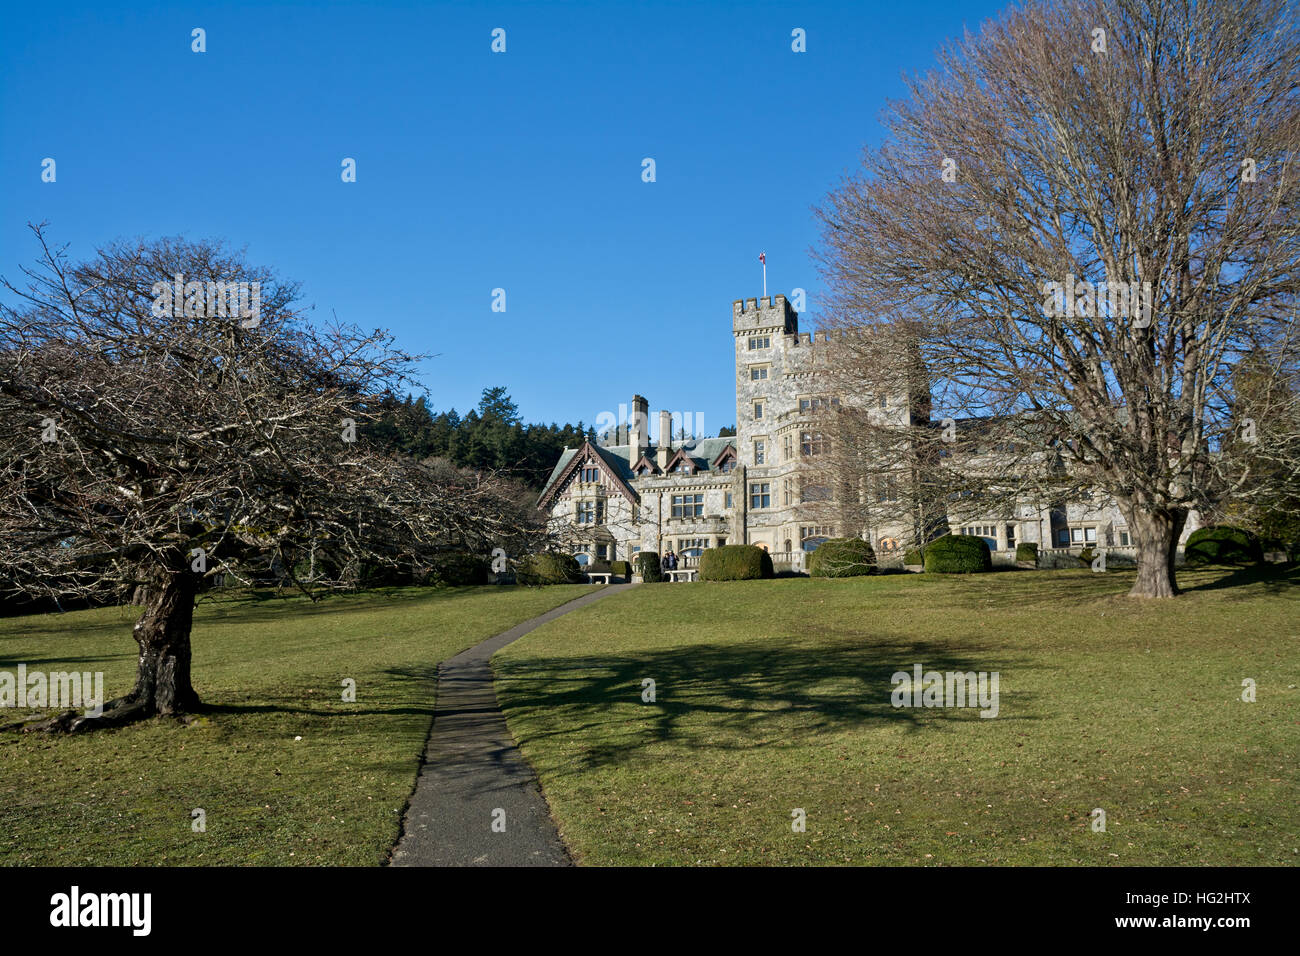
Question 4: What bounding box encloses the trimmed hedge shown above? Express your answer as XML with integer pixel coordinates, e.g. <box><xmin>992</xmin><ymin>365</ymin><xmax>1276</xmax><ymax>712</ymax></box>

<box><xmin>425</xmin><ymin>550</ymin><xmax>489</xmax><ymax>587</ymax></box>
<box><xmin>699</xmin><ymin>544</ymin><xmax>774</xmax><ymax>581</ymax></box>
<box><xmin>1015</xmin><ymin>542</ymin><xmax>1038</xmax><ymax>564</ymax></box>
<box><xmin>923</xmin><ymin>534</ymin><xmax>992</xmax><ymax>574</ymax></box>
<box><xmin>903</xmin><ymin>548</ymin><xmax>924</xmax><ymax>566</ymax></box>
<box><xmin>807</xmin><ymin>537</ymin><xmax>876</xmax><ymax>577</ymax></box>
<box><xmin>611</xmin><ymin>560</ymin><xmax>633</xmax><ymax>580</ymax></box>
<box><xmin>635</xmin><ymin>551</ymin><xmax>664</xmax><ymax>583</ymax></box>
<box><xmin>1184</xmin><ymin>525</ymin><xmax>1264</xmax><ymax>566</ymax></box>
<box><xmin>516</xmin><ymin>552</ymin><xmax>585</xmax><ymax>586</ymax></box>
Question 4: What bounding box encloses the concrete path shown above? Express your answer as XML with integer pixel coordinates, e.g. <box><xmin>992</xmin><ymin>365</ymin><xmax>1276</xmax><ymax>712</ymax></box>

<box><xmin>389</xmin><ymin>584</ymin><xmax>634</xmax><ymax>867</ymax></box>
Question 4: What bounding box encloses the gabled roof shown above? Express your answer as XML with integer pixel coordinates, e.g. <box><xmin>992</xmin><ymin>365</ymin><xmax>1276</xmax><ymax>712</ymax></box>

<box><xmin>656</xmin><ymin>437</ymin><xmax>736</xmax><ymax>475</ymax></box>
<box><xmin>630</xmin><ymin>453</ymin><xmax>660</xmax><ymax>475</ymax></box>
<box><xmin>661</xmin><ymin>446</ymin><xmax>698</xmax><ymax>474</ymax></box>
<box><xmin>711</xmin><ymin>444</ymin><xmax>738</xmax><ymax>469</ymax></box>
<box><xmin>537</xmin><ymin>440</ymin><xmax>640</xmax><ymax>509</ymax></box>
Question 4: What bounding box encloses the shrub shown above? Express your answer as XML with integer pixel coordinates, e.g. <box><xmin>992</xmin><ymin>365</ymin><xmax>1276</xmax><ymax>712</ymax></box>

<box><xmin>699</xmin><ymin>544</ymin><xmax>774</xmax><ymax>581</ymax></box>
<box><xmin>635</xmin><ymin>551</ymin><xmax>664</xmax><ymax>583</ymax></box>
<box><xmin>516</xmin><ymin>552</ymin><xmax>585</xmax><ymax>586</ymax></box>
<box><xmin>807</xmin><ymin>537</ymin><xmax>876</xmax><ymax>577</ymax></box>
<box><xmin>1015</xmin><ymin>542</ymin><xmax>1038</xmax><ymax>564</ymax></box>
<box><xmin>1183</xmin><ymin>526</ymin><xmax>1264</xmax><ymax>566</ymax></box>
<box><xmin>425</xmin><ymin>550</ymin><xmax>489</xmax><ymax>587</ymax></box>
<box><xmin>1077</xmin><ymin>546</ymin><xmax>1097</xmax><ymax>567</ymax></box>
<box><xmin>923</xmin><ymin>534</ymin><xmax>992</xmax><ymax>574</ymax></box>
<box><xmin>611</xmin><ymin>560</ymin><xmax>633</xmax><ymax>580</ymax></box>
<box><xmin>903</xmin><ymin>548</ymin><xmax>924</xmax><ymax>566</ymax></box>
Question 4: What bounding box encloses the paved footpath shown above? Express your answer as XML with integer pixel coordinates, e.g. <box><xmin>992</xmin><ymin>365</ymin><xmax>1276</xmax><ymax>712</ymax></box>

<box><xmin>389</xmin><ymin>584</ymin><xmax>635</xmax><ymax>867</ymax></box>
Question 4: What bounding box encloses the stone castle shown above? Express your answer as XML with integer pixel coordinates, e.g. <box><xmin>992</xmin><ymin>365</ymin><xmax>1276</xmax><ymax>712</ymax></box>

<box><xmin>537</xmin><ymin>294</ymin><xmax>1194</xmax><ymax>569</ymax></box>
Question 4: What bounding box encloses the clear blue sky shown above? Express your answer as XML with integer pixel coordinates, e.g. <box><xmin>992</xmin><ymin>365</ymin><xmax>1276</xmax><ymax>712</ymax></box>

<box><xmin>1</xmin><ymin>0</ymin><xmax>1006</xmax><ymax>435</ymax></box>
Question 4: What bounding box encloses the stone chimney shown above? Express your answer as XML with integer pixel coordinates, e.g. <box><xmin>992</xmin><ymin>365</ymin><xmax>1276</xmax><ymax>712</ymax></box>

<box><xmin>628</xmin><ymin>395</ymin><xmax>648</xmax><ymax>466</ymax></box>
<box><xmin>657</xmin><ymin>409</ymin><xmax>673</xmax><ymax>468</ymax></box>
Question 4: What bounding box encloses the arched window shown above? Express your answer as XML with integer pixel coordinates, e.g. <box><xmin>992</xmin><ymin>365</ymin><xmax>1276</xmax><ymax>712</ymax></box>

<box><xmin>574</xmin><ymin>552</ymin><xmax>591</xmax><ymax>566</ymax></box>
<box><xmin>878</xmin><ymin>537</ymin><xmax>899</xmax><ymax>552</ymax></box>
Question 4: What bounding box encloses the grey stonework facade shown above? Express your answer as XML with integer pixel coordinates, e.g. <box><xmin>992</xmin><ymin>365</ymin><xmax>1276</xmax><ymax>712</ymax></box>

<box><xmin>537</xmin><ymin>294</ymin><xmax>1198</xmax><ymax>568</ymax></box>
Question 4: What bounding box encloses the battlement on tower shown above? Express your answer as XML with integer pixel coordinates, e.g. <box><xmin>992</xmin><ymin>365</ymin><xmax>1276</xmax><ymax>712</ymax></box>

<box><xmin>780</xmin><ymin>328</ymin><xmax>845</xmax><ymax>349</ymax></box>
<box><xmin>732</xmin><ymin>294</ymin><xmax>798</xmax><ymax>336</ymax></box>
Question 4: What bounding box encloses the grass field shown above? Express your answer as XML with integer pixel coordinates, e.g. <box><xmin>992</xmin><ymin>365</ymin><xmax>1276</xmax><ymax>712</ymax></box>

<box><xmin>0</xmin><ymin>584</ymin><xmax>593</xmax><ymax>866</ymax></box>
<box><xmin>495</xmin><ymin>566</ymin><xmax>1300</xmax><ymax>866</ymax></box>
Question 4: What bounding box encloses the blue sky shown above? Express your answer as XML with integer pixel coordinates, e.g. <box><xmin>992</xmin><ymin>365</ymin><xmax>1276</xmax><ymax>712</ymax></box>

<box><xmin>1</xmin><ymin>0</ymin><xmax>1007</xmax><ymax>435</ymax></box>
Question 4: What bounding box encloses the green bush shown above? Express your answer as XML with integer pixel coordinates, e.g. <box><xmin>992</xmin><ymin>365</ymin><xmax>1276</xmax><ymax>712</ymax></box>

<box><xmin>611</xmin><ymin>560</ymin><xmax>633</xmax><ymax>580</ymax></box>
<box><xmin>1015</xmin><ymin>542</ymin><xmax>1038</xmax><ymax>564</ymax></box>
<box><xmin>923</xmin><ymin>534</ymin><xmax>992</xmax><ymax>574</ymax></box>
<box><xmin>516</xmin><ymin>552</ymin><xmax>585</xmax><ymax>586</ymax></box>
<box><xmin>1077</xmin><ymin>547</ymin><xmax>1098</xmax><ymax>567</ymax></box>
<box><xmin>699</xmin><ymin>544</ymin><xmax>774</xmax><ymax>581</ymax></box>
<box><xmin>1184</xmin><ymin>526</ymin><xmax>1264</xmax><ymax>566</ymax></box>
<box><xmin>903</xmin><ymin>548</ymin><xmax>924</xmax><ymax>566</ymax></box>
<box><xmin>807</xmin><ymin>538</ymin><xmax>876</xmax><ymax>577</ymax></box>
<box><xmin>635</xmin><ymin>551</ymin><xmax>664</xmax><ymax>583</ymax></box>
<box><xmin>425</xmin><ymin>550</ymin><xmax>489</xmax><ymax>587</ymax></box>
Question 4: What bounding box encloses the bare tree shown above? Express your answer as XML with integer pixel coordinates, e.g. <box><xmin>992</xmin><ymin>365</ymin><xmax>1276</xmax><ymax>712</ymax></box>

<box><xmin>814</xmin><ymin>0</ymin><xmax>1300</xmax><ymax>596</ymax></box>
<box><xmin>0</xmin><ymin>225</ymin><xmax>534</xmax><ymax>730</ymax></box>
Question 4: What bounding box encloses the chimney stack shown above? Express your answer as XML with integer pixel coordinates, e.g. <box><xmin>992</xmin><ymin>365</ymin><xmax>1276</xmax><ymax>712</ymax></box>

<box><xmin>628</xmin><ymin>395</ymin><xmax>648</xmax><ymax>466</ymax></box>
<box><xmin>657</xmin><ymin>409</ymin><xmax>673</xmax><ymax>468</ymax></box>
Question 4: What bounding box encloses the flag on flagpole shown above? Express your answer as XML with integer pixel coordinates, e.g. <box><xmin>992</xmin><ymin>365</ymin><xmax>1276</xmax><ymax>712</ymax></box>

<box><xmin>759</xmin><ymin>252</ymin><xmax>766</xmax><ymax>265</ymax></box>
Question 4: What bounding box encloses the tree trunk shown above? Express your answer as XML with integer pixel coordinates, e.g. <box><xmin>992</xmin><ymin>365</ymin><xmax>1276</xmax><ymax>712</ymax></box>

<box><xmin>22</xmin><ymin>571</ymin><xmax>202</xmax><ymax>734</ymax></box>
<box><xmin>126</xmin><ymin>571</ymin><xmax>201</xmax><ymax>715</ymax></box>
<box><xmin>1125</xmin><ymin>505</ymin><xmax>1187</xmax><ymax>598</ymax></box>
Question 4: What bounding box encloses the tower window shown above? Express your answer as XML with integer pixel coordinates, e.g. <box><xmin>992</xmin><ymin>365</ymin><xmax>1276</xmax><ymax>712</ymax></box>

<box><xmin>750</xmin><ymin>366</ymin><xmax>768</xmax><ymax>381</ymax></box>
<box><xmin>801</xmin><ymin>431</ymin><xmax>828</xmax><ymax>456</ymax></box>
<box><xmin>753</xmin><ymin>401</ymin><xmax>764</xmax><ymax>420</ymax></box>
<box><xmin>753</xmin><ymin>440</ymin><xmax>765</xmax><ymax>465</ymax></box>
<box><xmin>748</xmin><ymin>336</ymin><xmax>771</xmax><ymax>350</ymax></box>
<box><xmin>749</xmin><ymin>482</ymin><xmax>771</xmax><ymax>509</ymax></box>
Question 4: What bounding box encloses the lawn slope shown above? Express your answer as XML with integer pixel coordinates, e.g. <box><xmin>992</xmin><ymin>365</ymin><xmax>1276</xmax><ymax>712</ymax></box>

<box><xmin>496</xmin><ymin>567</ymin><xmax>1299</xmax><ymax>865</ymax></box>
<box><xmin>0</xmin><ymin>584</ymin><xmax>593</xmax><ymax>865</ymax></box>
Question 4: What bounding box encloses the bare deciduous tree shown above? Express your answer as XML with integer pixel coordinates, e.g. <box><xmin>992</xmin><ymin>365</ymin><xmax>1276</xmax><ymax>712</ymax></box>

<box><xmin>0</xmin><ymin>225</ymin><xmax>536</xmax><ymax>730</ymax></box>
<box><xmin>814</xmin><ymin>0</ymin><xmax>1300</xmax><ymax>596</ymax></box>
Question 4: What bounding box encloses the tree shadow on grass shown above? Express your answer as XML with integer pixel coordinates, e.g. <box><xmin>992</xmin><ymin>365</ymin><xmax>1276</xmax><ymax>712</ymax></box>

<box><xmin>495</xmin><ymin>636</ymin><xmax>1040</xmax><ymax>781</ymax></box>
<box><xmin>1179</xmin><ymin>562</ymin><xmax>1299</xmax><ymax>596</ymax></box>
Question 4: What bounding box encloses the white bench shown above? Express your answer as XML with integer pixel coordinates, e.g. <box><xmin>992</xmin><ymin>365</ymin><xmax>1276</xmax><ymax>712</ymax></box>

<box><xmin>665</xmin><ymin>569</ymin><xmax>697</xmax><ymax>583</ymax></box>
<box><xmin>586</xmin><ymin>572</ymin><xmax>612</xmax><ymax>584</ymax></box>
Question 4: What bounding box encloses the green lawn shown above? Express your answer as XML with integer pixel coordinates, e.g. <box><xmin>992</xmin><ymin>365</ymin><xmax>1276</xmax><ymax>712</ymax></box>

<box><xmin>0</xmin><ymin>584</ymin><xmax>594</xmax><ymax>865</ymax></box>
<box><xmin>495</xmin><ymin>566</ymin><xmax>1300</xmax><ymax>866</ymax></box>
